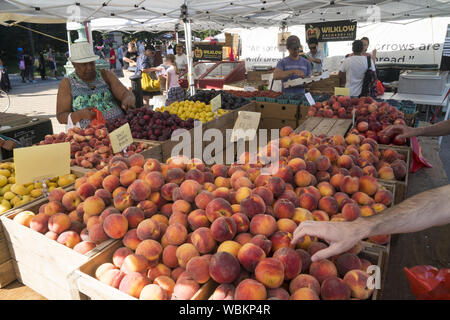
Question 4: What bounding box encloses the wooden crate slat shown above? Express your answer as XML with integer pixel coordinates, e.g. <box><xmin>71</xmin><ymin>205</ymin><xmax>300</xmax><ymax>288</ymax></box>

<box><xmin>0</xmin><ymin>238</ymin><xmax>9</xmax><ymax>265</ymax></box>
<box><xmin>0</xmin><ymin>259</ymin><xmax>15</xmax><ymax>288</ymax></box>
<box><xmin>310</xmin><ymin>118</ymin><xmax>337</xmax><ymax>136</ymax></box>
<box><xmin>295</xmin><ymin>117</ymin><xmax>323</xmax><ymax>133</ymax></box>
<box><xmin>326</xmin><ymin>119</ymin><xmax>353</xmax><ymax>137</ymax></box>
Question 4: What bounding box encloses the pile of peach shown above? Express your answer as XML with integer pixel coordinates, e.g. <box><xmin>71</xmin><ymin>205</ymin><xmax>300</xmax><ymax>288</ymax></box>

<box><xmin>39</xmin><ymin>124</ymin><xmax>149</xmax><ymax>170</ymax></box>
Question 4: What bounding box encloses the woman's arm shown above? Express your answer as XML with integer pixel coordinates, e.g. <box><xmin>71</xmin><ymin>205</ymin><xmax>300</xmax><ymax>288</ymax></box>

<box><xmin>101</xmin><ymin>69</ymin><xmax>135</xmax><ymax>110</ymax></box>
<box><xmin>56</xmin><ymin>78</ymin><xmax>95</xmax><ymax>124</ymax></box>
<box><xmin>292</xmin><ymin>184</ymin><xmax>450</xmax><ymax>261</ymax></box>
<box><xmin>166</xmin><ymin>70</ymin><xmax>171</xmax><ymax>92</ymax></box>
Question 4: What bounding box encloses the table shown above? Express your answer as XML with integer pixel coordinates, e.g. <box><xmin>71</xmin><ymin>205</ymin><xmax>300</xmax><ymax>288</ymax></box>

<box><xmin>381</xmin><ymin>122</ymin><xmax>450</xmax><ymax>300</ymax></box>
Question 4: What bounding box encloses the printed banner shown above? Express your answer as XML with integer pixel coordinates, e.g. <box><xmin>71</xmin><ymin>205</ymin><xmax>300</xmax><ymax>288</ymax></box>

<box><xmin>306</xmin><ymin>20</ymin><xmax>357</xmax><ymax>42</ymax></box>
<box><xmin>193</xmin><ymin>45</ymin><xmax>223</xmax><ymax>61</ymax></box>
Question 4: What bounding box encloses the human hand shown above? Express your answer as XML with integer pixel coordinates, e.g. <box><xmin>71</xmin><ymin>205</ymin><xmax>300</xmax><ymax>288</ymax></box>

<box><xmin>77</xmin><ymin>107</ymin><xmax>97</xmax><ymax>121</ymax></box>
<box><xmin>380</xmin><ymin>124</ymin><xmax>417</xmax><ymax>140</ymax></box>
<box><xmin>372</xmin><ymin>49</ymin><xmax>377</xmax><ymax>56</ymax></box>
<box><xmin>291</xmin><ymin>70</ymin><xmax>305</xmax><ymax>78</ymax></box>
<box><xmin>291</xmin><ymin>220</ymin><xmax>370</xmax><ymax>261</ymax></box>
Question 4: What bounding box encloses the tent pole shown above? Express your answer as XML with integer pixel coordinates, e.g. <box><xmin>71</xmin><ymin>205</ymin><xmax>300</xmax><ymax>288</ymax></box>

<box><xmin>181</xmin><ymin>4</ymin><xmax>195</xmax><ymax>96</ymax></box>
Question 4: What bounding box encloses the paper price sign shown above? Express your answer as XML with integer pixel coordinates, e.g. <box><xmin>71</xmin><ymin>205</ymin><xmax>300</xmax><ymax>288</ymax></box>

<box><xmin>334</xmin><ymin>87</ymin><xmax>350</xmax><ymax>96</ymax></box>
<box><xmin>305</xmin><ymin>93</ymin><xmax>316</xmax><ymax>106</ymax></box>
<box><xmin>110</xmin><ymin>123</ymin><xmax>133</xmax><ymax>154</ymax></box>
<box><xmin>14</xmin><ymin>142</ymin><xmax>70</xmax><ymax>185</ymax></box>
<box><xmin>211</xmin><ymin>94</ymin><xmax>222</xmax><ymax>114</ymax></box>
<box><xmin>231</xmin><ymin>111</ymin><xmax>261</xmax><ymax>143</ymax></box>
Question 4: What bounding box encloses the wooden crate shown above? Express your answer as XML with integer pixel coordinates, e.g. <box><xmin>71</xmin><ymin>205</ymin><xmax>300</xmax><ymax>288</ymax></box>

<box><xmin>359</xmin><ymin>241</ymin><xmax>389</xmax><ymax>300</ymax></box>
<box><xmin>0</xmin><ymin>196</ymin><xmax>115</xmax><ymax>299</ymax></box>
<box><xmin>294</xmin><ymin>117</ymin><xmax>353</xmax><ymax>137</ymax></box>
<box><xmin>256</xmin><ymin>102</ymin><xmax>299</xmax><ymax>121</ymax></box>
<box><xmin>68</xmin><ymin>240</ymin><xmax>218</xmax><ymax>300</ymax></box>
<box><xmin>377</xmin><ymin>144</ymin><xmax>411</xmax><ymax>205</ymax></box>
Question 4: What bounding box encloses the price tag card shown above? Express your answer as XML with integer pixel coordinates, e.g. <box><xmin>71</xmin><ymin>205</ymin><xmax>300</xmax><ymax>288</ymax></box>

<box><xmin>334</xmin><ymin>87</ymin><xmax>350</xmax><ymax>96</ymax></box>
<box><xmin>305</xmin><ymin>93</ymin><xmax>316</xmax><ymax>106</ymax></box>
<box><xmin>110</xmin><ymin>123</ymin><xmax>133</xmax><ymax>154</ymax></box>
<box><xmin>244</xmin><ymin>86</ymin><xmax>256</xmax><ymax>92</ymax></box>
<box><xmin>261</xmin><ymin>73</ymin><xmax>273</xmax><ymax>81</ymax></box>
<box><xmin>14</xmin><ymin>142</ymin><xmax>70</xmax><ymax>185</ymax></box>
<box><xmin>211</xmin><ymin>94</ymin><xmax>222</xmax><ymax>114</ymax></box>
<box><xmin>231</xmin><ymin>111</ymin><xmax>261</xmax><ymax>143</ymax></box>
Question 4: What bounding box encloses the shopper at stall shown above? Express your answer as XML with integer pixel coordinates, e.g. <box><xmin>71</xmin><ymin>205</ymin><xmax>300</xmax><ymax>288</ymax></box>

<box><xmin>123</xmin><ymin>42</ymin><xmax>138</xmax><ymax>70</ymax></box>
<box><xmin>292</xmin><ymin>119</ymin><xmax>450</xmax><ymax>262</ymax></box>
<box><xmin>362</xmin><ymin>37</ymin><xmax>377</xmax><ymax>62</ymax></box>
<box><xmin>306</xmin><ymin>37</ymin><xmax>325</xmax><ymax>74</ymax></box>
<box><xmin>164</xmin><ymin>54</ymin><xmax>185</xmax><ymax>106</ymax></box>
<box><xmin>338</xmin><ymin>40</ymin><xmax>376</xmax><ymax>97</ymax></box>
<box><xmin>108</xmin><ymin>45</ymin><xmax>117</xmax><ymax>71</ymax></box>
<box><xmin>0</xmin><ymin>58</ymin><xmax>12</xmax><ymax>92</ymax></box>
<box><xmin>38</xmin><ymin>51</ymin><xmax>47</xmax><ymax>81</ymax></box>
<box><xmin>273</xmin><ymin>35</ymin><xmax>312</xmax><ymax>94</ymax></box>
<box><xmin>175</xmin><ymin>44</ymin><xmax>188</xmax><ymax>73</ymax></box>
<box><xmin>56</xmin><ymin>42</ymin><xmax>135</xmax><ymax>129</ymax></box>
<box><xmin>135</xmin><ymin>44</ymin><xmax>160</xmax><ymax>107</ymax></box>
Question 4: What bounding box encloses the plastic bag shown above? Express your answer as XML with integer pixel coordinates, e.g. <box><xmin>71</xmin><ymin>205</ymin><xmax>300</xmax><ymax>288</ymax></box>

<box><xmin>404</xmin><ymin>265</ymin><xmax>450</xmax><ymax>300</ymax></box>
<box><xmin>66</xmin><ymin>112</ymin><xmax>81</xmax><ymax>130</ymax></box>
<box><xmin>410</xmin><ymin>136</ymin><xmax>432</xmax><ymax>173</ymax></box>
<box><xmin>91</xmin><ymin>108</ymin><xmax>106</xmax><ymax>126</ymax></box>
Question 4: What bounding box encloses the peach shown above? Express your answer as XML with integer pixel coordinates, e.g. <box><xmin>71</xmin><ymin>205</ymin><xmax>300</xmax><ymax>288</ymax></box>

<box><xmin>119</xmin><ymin>251</ymin><xmax>147</xmax><ymax>274</ymax></box>
<box><xmin>343</xmin><ymin>269</ymin><xmax>373</xmax><ymax>299</ymax></box>
<box><xmin>309</xmin><ymin>259</ymin><xmax>338</xmax><ymax>284</ymax></box>
<box><xmin>391</xmin><ymin>159</ymin><xmax>407</xmax><ymax>180</ymax></box>
<box><xmin>252</xmin><ymin>187</ymin><xmax>274</xmax><ymax>207</ymax></box>
<box><xmin>209</xmin><ymin>251</ymin><xmax>241</xmax><ymax>284</ymax></box>
<box><xmin>136</xmin><ymin>218</ymin><xmax>161</xmax><ymax>241</ymax></box>
<box><xmin>86</xmin><ymin>216</ymin><xmax>103</xmax><ymax>231</ymax></box>
<box><xmin>103</xmin><ymin>213</ymin><xmax>128</xmax><ymax>239</ymax></box>
<box><xmin>88</xmin><ymin>223</ymin><xmax>109</xmax><ymax>244</ymax></box>
<box><xmin>109</xmin><ymin>160</ymin><xmax>128</xmax><ymax>177</ymax></box>
<box><xmin>289</xmin><ymin>143</ymin><xmax>308</xmax><ymax>159</ymax></box>
<box><xmin>337</xmin><ymin>155</ymin><xmax>353</xmax><ymax>169</ymax></box>
<box><xmin>179</xmin><ymin>179</ymin><xmax>202</xmax><ymax>203</ymax></box>
<box><xmin>136</xmin><ymin>200</ymin><xmax>157</xmax><ymax>218</ymax></box>
<box><xmin>352</xmin><ymin>191</ymin><xmax>374</xmax><ymax>206</ymax></box>
<box><xmin>48</xmin><ymin>213</ymin><xmax>71</xmax><ymax>234</ymax></box>
<box><xmin>315</xmin><ymin>155</ymin><xmax>331</xmax><ymax>172</ymax></box>
<box><xmin>234</xmin><ymin>232</ymin><xmax>253</xmax><ymax>246</ymax></box>
<box><xmin>363</xmin><ymin>165</ymin><xmax>378</xmax><ymax>178</ymax></box>
<box><xmin>77</xmin><ymin>182</ymin><xmax>96</xmax><ymax>201</ymax></box>
<box><xmin>249</xmin><ymin>234</ymin><xmax>272</xmax><ymax>256</ymax></box>
<box><xmin>165</xmin><ymin>168</ymin><xmax>185</xmax><ymax>185</ymax></box>
<box><xmin>378</xmin><ymin>166</ymin><xmax>395</xmax><ymax>180</ymax></box>
<box><xmin>336</xmin><ymin>253</ymin><xmax>362</xmax><ymax>277</ymax></box>
<box><xmin>287</xmin><ymin>158</ymin><xmax>306</xmax><ymax>173</ymax></box>
<box><xmin>186</xmin><ymin>256</ymin><xmax>210</xmax><ymax>284</ymax></box>
<box><xmin>294</xmin><ymin>170</ymin><xmax>312</xmax><ymax>187</ymax></box>
<box><xmin>254</xmin><ymin>175</ymin><xmax>270</xmax><ymax>188</ymax></box>
<box><xmin>270</xmin><ymin>231</ymin><xmax>294</xmax><ymax>252</ymax></box>
<box><xmin>159</xmin><ymin>183</ymin><xmax>177</xmax><ymax>202</ymax></box>
<box><xmin>278</xmin><ymin>189</ymin><xmax>299</xmax><ymax>207</ymax></box>
<box><xmin>45</xmin><ymin>231</ymin><xmax>58</xmax><ymax>240</ymax></box>
<box><xmin>211</xmin><ymin>164</ymin><xmax>229</xmax><ymax>178</ymax></box>
<box><xmin>317</xmin><ymin>181</ymin><xmax>336</xmax><ymax>197</ymax></box>
<box><xmin>205</xmin><ymin>198</ymin><xmax>233</xmax><ymax>222</ymax></box>
<box><xmin>234</xmin><ymin>187</ymin><xmax>251</xmax><ymax>204</ymax></box>
<box><xmin>231</xmin><ymin>204</ymin><xmax>241</xmax><ymax>213</ymax></box>
<box><xmin>280</xmin><ymin>126</ymin><xmax>293</xmax><ymax>137</ymax></box>
<box><xmin>142</xmin><ymin>158</ymin><xmax>161</xmax><ymax>172</ymax></box>
<box><xmin>44</xmin><ymin>201</ymin><xmax>64</xmax><ymax>217</ymax></box>
<box><xmin>139</xmin><ymin>284</ymin><xmax>168</xmax><ymax>300</ymax></box>
<box><xmin>277</xmin><ymin>218</ymin><xmax>297</xmax><ymax>234</ymax></box>
<box><xmin>289</xmin><ymin>273</ymin><xmax>320</xmax><ymax>295</ymax></box>
<box><xmin>56</xmin><ymin>230</ymin><xmax>81</xmax><ymax>248</ymax></box>
<box><xmin>122</xmin><ymin>229</ymin><xmax>142</xmax><ymax>251</ymax></box>
<box><xmin>340</xmin><ymin>176</ymin><xmax>360</xmax><ymax>194</ymax></box>
<box><xmin>87</xmin><ymin>174</ymin><xmax>103</xmax><ymax>189</ymax></box>
<box><xmin>320</xmin><ymin>276</ymin><xmax>351</xmax><ymax>300</ymax></box>
<box><xmin>171</xmin><ymin>199</ymin><xmax>191</xmax><ymax>215</ymax></box>
<box><xmin>212</xmin><ymin>187</ymin><xmax>232</xmax><ymax>203</ymax></box>
<box><xmin>94</xmin><ymin>189</ymin><xmax>112</xmax><ymax>207</ymax></box>
<box><xmin>316</xmin><ymin>170</ymin><xmax>331</xmax><ymax>183</ymax></box>
<box><xmin>237</xmin><ymin>243</ymin><xmax>266</xmax><ymax>272</ymax></box>
<box><xmin>358</xmin><ymin>175</ymin><xmax>379</xmax><ymax>196</ymax></box>
<box><xmin>254</xmin><ymin>258</ymin><xmax>284</xmax><ymax>289</ymax></box>
<box><xmin>231</xmin><ymin>213</ymin><xmax>250</xmax><ymax>233</ymax></box>
<box><xmin>165</xmin><ymin>223</ymin><xmax>188</xmax><ymax>246</ymax></box>
<box><xmin>211</xmin><ymin>217</ymin><xmax>237</xmax><ymax>242</ymax></box>
<box><xmin>306</xmin><ymin>148</ymin><xmax>321</xmax><ymax>162</ymax></box>
<box><xmin>369</xmin><ymin>234</ymin><xmax>390</xmax><ymax>245</ymax></box>
<box><xmin>341</xmin><ymin>203</ymin><xmax>361</xmax><ymax>221</ymax></box>
<box><xmin>126</xmin><ymin>180</ymin><xmax>150</xmax><ymax>203</ymax></box>
<box><xmin>372</xmin><ymin>203</ymin><xmax>387</xmax><ymax>214</ymax></box>
<box><xmin>95</xmin><ymin>262</ymin><xmax>117</xmax><ymax>279</ymax></box>
<box><xmin>299</xmin><ymin>193</ymin><xmax>318</xmax><ymax>211</ymax></box>
<box><xmin>217</xmin><ymin>240</ymin><xmax>242</xmax><ymax>257</ymax></box>
<box><xmin>69</xmin><ymin>219</ymin><xmax>84</xmax><ymax>235</ymax></box>
<box><xmin>273</xmin><ymin>199</ymin><xmax>295</xmax><ymax>219</ymax></box>
<box><xmin>113</xmin><ymin>191</ymin><xmax>134</xmax><ymax>212</ymax></box>
<box><xmin>374</xmin><ymin>189</ymin><xmax>393</xmax><ymax>206</ymax></box>
<box><xmin>267</xmin><ymin>287</ymin><xmax>290</xmax><ymax>300</ymax></box>
<box><xmin>98</xmin><ymin>269</ymin><xmax>126</xmax><ymax>289</ymax></box>
<box><xmin>234</xmin><ymin>279</ymin><xmax>267</xmax><ymax>300</ymax></box>
<box><xmin>154</xmin><ymin>275</ymin><xmax>175</xmax><ymax>296</ymax></box>
<box><xmin>361</xmin><ymin>205</ymin><xmax>376</xmax><ymax>217</ymax></box>
<box><xmin>136</xmin><ymin>239</ymin><xmax>162</xmax><ymax>266</ymax></box>
<box><xmin>290</xmin><ymin>287</ymin><xmax>320</xmax><ymax>300</ymax></box>
<box><xmin>191</xmin><ymin>227</ymin><xmax>216</xmax><ymax>254</ymax></box>
<box><xmin>210</xmin><ymin>284</ymin><xmax>235</xmax><ymax>300</ymax></box>
<box><xmin>176</xmin><ymin>243</ymin><xmax>199</xmax><ymax>268</ymax></box>
<box><xmin>292</xmin><ymin>208</ymin><xmax>314</xmax><ymax>224</ymax></box>
<box><xmin>119</xmin><ymin>169</ymin><xmax>137</xmax><ymax>187</ymax></box>
<box><xmin>172</xmin><ymin>278</ymin><xmax>199</xmax><ymax>300</ymax></box>
<box><xmin>187</xmin><ymin>209</ymin><xmax>209</xmax><ymax>230</ymax></box>
<box><xmin>119</xmin><ymin>272</ymin><xmax>150</xmax><ymax>298</ymax></box>
<box><xmin>162</xmin><ymin>245</ymin><xmax>179</xmax><ymax>268</ymax></box>
<box><xmin>273</xmin><ymin>247</ymin><xmax>301</xmax><ymax>280</ymax></box>
<box><xmin>194</xmin><ymin>191</ymin><xmax>214</xmax><ymax>210</ymax></box>
<box><xmin>147</xmin><ymin>263</ymin><xmax>171</xmax><ymax>282</ymax></box>
<box><xmin>318</xmin><ymin>196</ymin><xmax>339</xmax><ymax>216</ymax></box>
<box><xmin>121</xmin><ymin>206</ymin><xmax>144</xmax><ymax>229</ymax></box>
<box><xmin>30</xmin><ymin>213</ymin><xmax>50</xmax><ymax>234</ymax></box>
<box><xmin>267</xmin><ymin>176</ymin><xmax>286</xmax><ymax>197</ymax></box>
<box><xmin>150</xmin><ymin>192</ymin><xmax>167</xmax><ymax>208</ymax></box>
<box><xmin>112</xmin><ymin>186</ymin><xmax>127</xmax><ymax>198</ymax></box>
<box><xmin>301</xmin><ymin>186</ymin><xmax>321</xmax><ymax>202</ymax></box>
<box><xmin>100</xmin><ymin>207</ymin><xmax>120</xmax><ymax>221</ymax></box>
<box><xmin>249</xmin><ymin>214</ymin><xmax>277</xmax><ymax>237</ymax></box>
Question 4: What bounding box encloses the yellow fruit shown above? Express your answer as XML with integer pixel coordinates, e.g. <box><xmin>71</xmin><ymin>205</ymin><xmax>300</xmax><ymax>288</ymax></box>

<box><xmin>0</xmin><ymin>169</ymin><xmax>11</xmax><ymax>178</ymax></box>
<box><xmin>0</xmin><ymin>205</ymin><xmax>9</xmax><ymax>214</ymax></box>
<box><xmin>0</xmin><ymin>175</ymin><xmax>7</xmax><ymax>187</ymax></box>
<box><xmin>58</xmin><ymin>174</ymin><xmax>76</xmax><ymax>187</ymax></box>
<box><xmin>47</xmin><ymin>182</ymin><xmax>58</xmax><ymax>188</ymax></box>
<box><xmin>1</xmin><ymin>199</ymin><xmax>11</xmax><ymax>210</ymax></box>
<box><xmin>34</xmin><ymin>182</ymin><xmax>43</xmax><ymax>189</ymax></box>
<box><xmin>21</xmin><ymin>195</ymin><xmax>32</xmax><ymax>203</ymax></box>
<box><xmin>11</xmin><ymin>195</ymin><xmax>21</xmax><ymax>207</ymax></box>
<box><xmin>26</xmin><ymin>184</ymin><xmax>35</xmax><ymax>193</ymax></box>
<box><xmin>30</xmin><ymin>189</ymin><xmax>43</xmax><ymax>198</ymax></box>
<box><xmin>8</xmin><ymin>176</ymin><xmax>15</xmax><ymax>184</ymax></box>
<box><xmin>12</xmin><ymin>211</ymin><xmax>35</xmax><ymax>226</ymax></box>
<box><xmin>48</xmin><ymin>186</ymin><xmax>56</xmax><ymax>192</ymax></box>
<box><xmin>11</xmin><ymin>184</ymin><xmax>29</xmax><ymax>196</ymax></box>
<box><xmin>1</xmin><ymin>184</ymin><xmax>11</xmax><ymax>195</ymax></box>
<box><xmin>3</xmin><ymin>191</ymin><xmax>15</xmax><ymax>201</ymax></box>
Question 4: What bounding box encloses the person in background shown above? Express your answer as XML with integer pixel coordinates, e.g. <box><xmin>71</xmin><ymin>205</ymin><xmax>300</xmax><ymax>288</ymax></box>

<box><xmin>175</xmin><ymin>44</ymin><xmax>187</xmax><ymax>74</ymax></box>
<box><xmin>137</xmin><ymin>40</ymin><xmax>145</xmax><ymax>55</ymax></box>
<box><xmin>23</xmin><ymin>50</ymin><xmax>34</xmax><ymax>83</ymax></box>
<box><xmin>135</xmin><ymin>44</ymin><xmax>158</xmax><ymax>108</ymax></box>
<box><xmin>56</xmin><ymin>42</ymin><xmax>135</xmax><ymax>128</ymax></box>
<box><xmin>167</xmin><ymin>44</ymin><xmax>174</xmax><ymax>55</ymax></box>
<box><xmin>306</xmin><ymin>37</ymin><xmax>325</xmax><ymax>74</ymax></box>
<box><xmin>38</xmin><ymin>50</ymin><xmax>47</xmax><ymax>80</ymax></box>
<box><xmin>17</xmin><ymin>48</ymin><xmax>26</xmax><ymax>83</ymax></box>
<box><xmin>0</xmin><ymin>57</ymin><xmax>12</xmax><ymax>92</ymax></box>
<box><xmin>338</xmin><ymin>40</ymin><xmax>375</xmax><ymax>97</ymax></box>
<box><xmin>117</xmin><ymin>45</ymin><xmax>124</xmax><ymax>69</ymax></box>
<box><xmin>46</xmin><ymin>48</ymin><xmax>58</xmax><ymax>80</ymax></box>
<box><xmin>273</xmin><ymin>35</ymin><xmax>311</xmax><ymax>95</ymax></box>
<box><xmin>164</xmin><ymin>54</ymin><xmax>185</xmax><ymax>106</ymax></box>
<box><xmin>362</xmin><ymin>37</ymin><xmax>377</xmax><ymax>62</ymax></box>
<box><xmin>109</xmin><ymin>45</ymin><xmax>117</xmax><ymax>71</ymax></box>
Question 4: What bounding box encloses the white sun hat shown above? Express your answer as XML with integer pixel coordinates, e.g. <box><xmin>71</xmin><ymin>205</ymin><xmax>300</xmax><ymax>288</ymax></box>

<box><xmin>69</xmin><ymin>41</ymin><xmax>99</xmax><ymax>63</ymax></box>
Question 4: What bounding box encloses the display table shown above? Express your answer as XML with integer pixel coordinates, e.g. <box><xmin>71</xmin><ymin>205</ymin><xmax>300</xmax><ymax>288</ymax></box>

<box><xmin>381</xmin><ymin>121</ymin><xmax>449</xmax><ymax>300</ymax></box>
